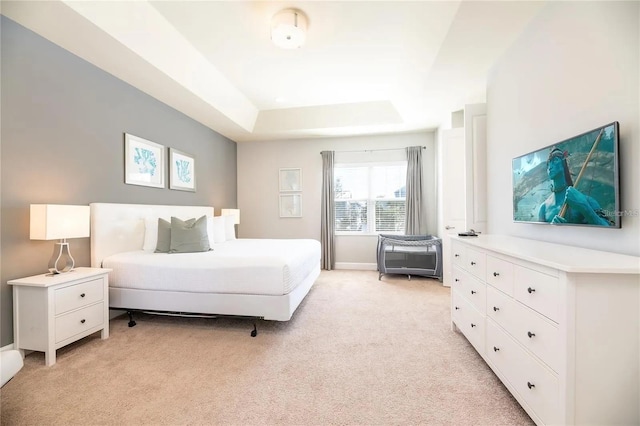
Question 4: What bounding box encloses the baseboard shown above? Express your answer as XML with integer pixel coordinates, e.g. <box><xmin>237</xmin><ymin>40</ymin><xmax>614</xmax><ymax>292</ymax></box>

<box><xmin>1</xmin><ymin>343</ymin><xmax>15</xmax><ymax>352</ymax></box>
<box><xmin>335</xmin><ymin>262</ymin><xmax>377</xmax><ymax>271</ymax></box>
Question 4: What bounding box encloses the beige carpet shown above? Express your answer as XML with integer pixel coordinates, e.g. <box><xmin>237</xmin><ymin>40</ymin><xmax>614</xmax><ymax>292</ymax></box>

<box><xmin>1</xmin><ymin>270</ymin><xmax>533</xmax><ymax>425</ymax></box>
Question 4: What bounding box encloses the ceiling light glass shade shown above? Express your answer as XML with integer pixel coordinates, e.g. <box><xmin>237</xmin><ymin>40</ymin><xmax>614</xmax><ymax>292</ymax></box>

<box><xmin>271</xmin><ymin>9</ymin><xmax>308</xmax><ymax>49</ymax></box>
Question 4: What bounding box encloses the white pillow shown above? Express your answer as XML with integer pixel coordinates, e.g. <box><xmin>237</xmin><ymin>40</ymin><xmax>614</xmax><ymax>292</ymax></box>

<box><xmin>224</xmin><ymin>215</ymin><xmax>236</xmax><ymax>240</ymax></box>
<box><xmin>209</xmin><ymin>216</ymin><xmax>226</xmax><ymax>244</ymax></box>
<box><xmin>143</xmin><ymin>217</ymin><xmax>159</xmax><ymax>251</ymax></box>
<box><xmin>206</xmin><ymin>215</ymin><xmax>215</xmax><ymax>247</ymax></box>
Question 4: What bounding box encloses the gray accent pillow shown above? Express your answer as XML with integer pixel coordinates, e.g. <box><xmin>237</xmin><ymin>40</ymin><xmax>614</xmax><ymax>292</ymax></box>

<box><xmin>169</xmin><ymin>215</ymin><xmax>211</xmax><ymax>253</ymax></box>
<box><xmin>154</xmin><ymin>218</ymin><xmax>174</xmax><ymax>253</ymax></box>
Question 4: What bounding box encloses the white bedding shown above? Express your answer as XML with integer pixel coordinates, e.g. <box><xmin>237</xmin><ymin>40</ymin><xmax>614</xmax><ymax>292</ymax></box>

<box><xmin>103</xmin><ymin>239</ymin><xmax>321</xmax><ymax>296</ymax></box>
<box><xmin>91</xmin><ymin>203</ymin><xmax>321</xmax><ymax>321</ymax></box>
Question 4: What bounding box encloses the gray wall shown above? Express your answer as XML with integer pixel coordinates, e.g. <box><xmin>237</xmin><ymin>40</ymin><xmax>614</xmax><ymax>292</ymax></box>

<box><xmin>0</xmin><ymin>17</ymin><xmax>237</xmax><ymax>346</ymax></box>
<box><xmin>486</xmin><ymin>1</ymin><xmax>640</xmax><ymax>256</ymax></box>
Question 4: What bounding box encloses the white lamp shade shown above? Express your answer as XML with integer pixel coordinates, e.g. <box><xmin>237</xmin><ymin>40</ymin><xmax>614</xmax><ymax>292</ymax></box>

<box><xmin>221</xmin><ymin>209</ymin><xmax>240</xmax><ymax>225</ymax></box>
<box><xmin>271</xmin><ymin>9</ymin><xmax>307</xmax><ymax>49</ymax></box>
<box><xmin>30</xmin><ymin>204</ymin><xmax>90</xmax><ymax>240</ymax></box>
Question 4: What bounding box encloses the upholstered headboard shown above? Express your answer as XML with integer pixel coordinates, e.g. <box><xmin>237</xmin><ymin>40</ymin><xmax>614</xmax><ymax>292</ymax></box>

<box><xmin>90</xmin><ymin>203</ymin><xmax>214</xmax><ymax>267</ymax></box>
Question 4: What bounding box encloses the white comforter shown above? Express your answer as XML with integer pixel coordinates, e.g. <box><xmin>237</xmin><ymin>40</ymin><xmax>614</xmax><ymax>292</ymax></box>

<box><xmin>102</xmin><ymin>239</ymin><xmax>321</xmax><ymax>296</ymax></box>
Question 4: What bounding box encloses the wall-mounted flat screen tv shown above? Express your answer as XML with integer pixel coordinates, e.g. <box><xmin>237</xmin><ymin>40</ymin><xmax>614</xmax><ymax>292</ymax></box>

<box><xmin>512</xmin><ymin>121</ymin><xmax>620</xmax><ymax>228</ymax></box>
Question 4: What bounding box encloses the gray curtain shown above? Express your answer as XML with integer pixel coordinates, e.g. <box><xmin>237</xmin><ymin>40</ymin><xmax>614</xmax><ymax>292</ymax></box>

<box><xmin>405</xmin><ymin>146</ymin><xmax>423</xmax><ymax>235</ymax></box>
<box><xmin>320</xmin><ymin>151</ymin><xmax>335</xmax><ymax>270</ymax></box>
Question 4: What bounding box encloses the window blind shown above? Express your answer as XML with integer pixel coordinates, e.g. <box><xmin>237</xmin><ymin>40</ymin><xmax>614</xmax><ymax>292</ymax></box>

<box><xmin>335</xmin><ymin>162</ymin><xmax>406</xmax><ymax>234</ymax></box>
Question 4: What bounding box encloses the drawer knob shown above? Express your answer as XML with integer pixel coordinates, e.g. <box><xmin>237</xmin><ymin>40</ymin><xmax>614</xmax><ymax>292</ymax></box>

<box><xmin>470</xmin><ymin>290</ymin><xmax>476</xmax><ymax>295</ymax></box>
<box><xmin>80</xmin><ymin>293</ymin><xmax>86</xmax><ymax>298</ymax></box>
<box><xmin>527</xmin><ymin>382</ymin><xmax>535</xmax><ymax>389</ymax></box>
<box><xmin>527</xmin><ymin>331</ymin><xmax>536</xmax><ymax>338</ymax></box>
<box><xmin>493</xmin><ymin>346</ymin><xmax>500</xmax><ymax>352</ymax></box>
<box><xmin>455</xmin><ymin>306</ymin><xmax>460</xmax><ymax>310</ymax></box>
<box><xmin>454</xmin><ymin>278</ymin><xmax>460</xmax><ymax>282</ymax></box>
<box><xmin>493</xmin><ymin>272</ymin><xmax>499</xmax><ymax>277</ymax></box>
<box><xmin>493</xmin><ymin>306</ymin><xmax>499</xmax><ymax>312</ymax></box>
<box><xmin>470</xmin><ymin>323</ymin><xmax>476</xmax><ymax>328</ymax></box>
<box><xmin>80</xmin><ymin>319</ymin><xmax>86</xmax><ymax>324</ymax></box>
<box><xmin>470</xmin><ymin>261</ymin><xmax>476</xmax><ymax>266</ymax></box>
<box><xmin>527</xmin><ymin>287</ymin><xmax>536</xmax><ymax>294</ymax></box>
<box><xmin>454</xmin><ymin>254</ymin><xmax>460</xmax><ymax>258</ymax></box>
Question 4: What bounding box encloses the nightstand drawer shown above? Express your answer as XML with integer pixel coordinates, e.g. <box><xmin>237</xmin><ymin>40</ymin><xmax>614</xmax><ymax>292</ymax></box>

<box><xmin>55</xmin><ymin>303</ymin><xmax>104</xmax><ymax>343</ymax></box>
<box><xmin>55</xmin><ymin>278</ymin><xmax>104</xmax><ymax>314</ymax></box>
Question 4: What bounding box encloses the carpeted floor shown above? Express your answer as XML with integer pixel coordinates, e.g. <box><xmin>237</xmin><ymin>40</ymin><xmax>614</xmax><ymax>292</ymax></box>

<box><xmin>0</xmin><ymin>270</ymin><xmax>533</xmax><ymax>425</ymax></box>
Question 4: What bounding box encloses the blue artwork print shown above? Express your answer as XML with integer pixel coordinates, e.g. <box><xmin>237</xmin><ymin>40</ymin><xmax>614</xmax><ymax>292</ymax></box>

<box><xmin>134</xmin><ymin>147</ymin><xmax>157</xmax><ymax>176</ymax></box>
<box><xmin>176</xmin><ymin>159</ymin><xmax>192</xmax><ymax>183</ymax></box>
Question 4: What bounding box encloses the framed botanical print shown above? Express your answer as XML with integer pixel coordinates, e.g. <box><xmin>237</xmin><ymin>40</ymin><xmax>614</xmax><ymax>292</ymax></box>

<box><xmin>279</xmin><ymin>194</ymin><xmax>302</xmax><ymax>217</ymax></box>
<box><xmin>279</xmin><ymin>168</ymin><xmax>302</xmax><ymax>192</ymax></box>
<box><xmin>169</xmin><ymin>148</ymin><xmax>196</xmax><ymax>192</ymax></box>
<box><xmin>124</xmin><ymin>133</ymin><xmax>165</xmax><ymax>188</ymax></box>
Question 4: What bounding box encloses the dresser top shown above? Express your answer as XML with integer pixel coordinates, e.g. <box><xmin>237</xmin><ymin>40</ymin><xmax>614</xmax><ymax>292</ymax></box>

<box><xmin>451</xmin><ymin>234</ymin><xmax>640</xmax><ymax>274</ymax></box>
<box><xmin>7</xmin><ymin>267</ymin><xmax>111</xmax><ymax>287</ymax></box>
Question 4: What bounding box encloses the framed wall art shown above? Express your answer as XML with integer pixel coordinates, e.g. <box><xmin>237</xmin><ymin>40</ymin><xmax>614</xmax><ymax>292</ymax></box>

<box><xmin>279</xmin><ymin>168</ymin><xmax>302</xmax><ymax>192</ymax></box>
<box><xmin>169</xmin><ymin>148</ymin><xmax>196</xmax><ymax>192</ymax></box>
<box><xmin>279</xmin><ymin>194</ymin><xmax>302</xmax><ymax>218</ymax></box>
<box><xmin>124</xmin><ymin>133</ymin><xmax>165</xmax><ymax>188</ymax></box>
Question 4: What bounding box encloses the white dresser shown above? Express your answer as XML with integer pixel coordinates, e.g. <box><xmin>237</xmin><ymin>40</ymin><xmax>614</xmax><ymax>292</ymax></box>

<box><xmin>450</xmin><ymin>235</ymin><xmax>640</xmax><ymax>425</ymax></box>
<box><xmin>9</xmin><ymin>267</ymin><xmax>111</xmax><ymax>366</ymax></box>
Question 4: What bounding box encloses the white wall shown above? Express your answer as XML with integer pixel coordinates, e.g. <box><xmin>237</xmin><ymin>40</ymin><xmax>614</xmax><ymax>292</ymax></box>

<box><xmin>486</xmin><ymin>1</ymin><xmax>640</xmax><ymax>256</ymax></box>
<box><xmin>237</xmin><ymin>132</ymin><xmax>436</xmax><ymax>266</ymax></box>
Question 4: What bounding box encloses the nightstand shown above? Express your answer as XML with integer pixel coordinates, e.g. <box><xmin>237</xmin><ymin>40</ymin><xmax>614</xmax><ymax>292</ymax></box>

<box><xmin>8</xmin><ymin>267</ymin><xmax>111</xmax><ymax>366</ymax></box>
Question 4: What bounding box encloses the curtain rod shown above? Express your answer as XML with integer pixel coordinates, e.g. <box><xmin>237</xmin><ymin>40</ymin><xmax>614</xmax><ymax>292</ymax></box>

<box><xmin>320</xmin><ymin>146</ymin><xmax>426</xmax><ymax>154</ymax></box>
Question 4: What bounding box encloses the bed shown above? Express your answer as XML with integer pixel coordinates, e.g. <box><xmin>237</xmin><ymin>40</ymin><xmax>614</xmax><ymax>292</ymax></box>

<box><xmin>90</xmin><ymin>203</ymin><xmax>321</xmax><ymax>324</ymax></box>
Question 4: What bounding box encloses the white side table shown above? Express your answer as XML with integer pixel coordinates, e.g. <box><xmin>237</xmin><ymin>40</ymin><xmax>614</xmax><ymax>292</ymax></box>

<box><xmin>8</xmin><ymin>267</ymin><xmax>111</xmax><ymax>366</ymax></box>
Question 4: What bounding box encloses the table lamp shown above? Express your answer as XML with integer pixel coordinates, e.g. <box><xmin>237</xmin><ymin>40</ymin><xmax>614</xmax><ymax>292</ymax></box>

<box><xmin>221</xmin><ymin>209</ymin><xmax>240</xmax><ymax>237</ymax></box>
<box><xmin>221</xmin><ymin>209</ymin><xmax>240</xmax><ymax>225</ymax></box>
<box><xmin>30</xmin><ymin>204</ymin><xmax>90</xmax><ymax>274</ymax></box>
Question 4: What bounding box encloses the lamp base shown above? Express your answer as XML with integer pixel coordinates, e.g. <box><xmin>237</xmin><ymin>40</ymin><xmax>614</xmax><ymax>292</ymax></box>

<box><xmin>48</xmin><ymin>241</ymin><xmax>75</xmax><ymax>274</ymax></box>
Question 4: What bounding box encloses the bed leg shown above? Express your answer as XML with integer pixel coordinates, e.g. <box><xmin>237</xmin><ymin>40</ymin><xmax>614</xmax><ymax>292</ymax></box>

<box><xmin>127</xmin><ymin>311</ymin><xmax>137</xmax><ymax>327</ymax></box>
<box><xmin>251</xmin><ymin>323</ymin><xmax>257</xmax><ymax>337</ymax></box>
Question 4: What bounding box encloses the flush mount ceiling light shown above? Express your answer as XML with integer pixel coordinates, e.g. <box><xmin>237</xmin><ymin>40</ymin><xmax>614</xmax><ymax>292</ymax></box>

<box><xmin>271</xmin><ymin>8</ymin><xmax>308</xmax><ymax>49</ymax></box>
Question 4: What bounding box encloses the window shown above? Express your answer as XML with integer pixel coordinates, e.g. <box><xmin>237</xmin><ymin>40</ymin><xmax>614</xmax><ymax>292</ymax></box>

<box><xmin>335</xmin><ymin>162</ymin><xmax>407</xmax><ymax>234</ymax></box>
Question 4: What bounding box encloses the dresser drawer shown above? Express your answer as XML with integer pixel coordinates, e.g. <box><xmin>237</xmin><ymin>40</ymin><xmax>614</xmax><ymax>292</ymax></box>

<box><xmin>453</xmin><ymin>267</ymin><xmax>486</xmax><ymax>314</ymax></box>
<box><xmin>487</xmin><ymin>286</ymin><xmax>560</xmax><ymax>372</ymax></box>
<box><xmin>55</xmin><ymin>278</ymin><xmax>104</xmax><ymax>315</ymax></box>
<box><xmin>451</xmin><ymin>241</ymin><xmax>467</xmax><ymax>270</ymax></box>
<box><xmin>486</xmin><ymin>255</ymin><xmax>514</xmax><ymax>295</ymax></box>
<box><xmin>452</xmin><ymin>266</ymin><xmax>466</xmax><ymax>293</ymax></box>
<box><xmin>466</xmin><ymin>248</ymin><xmax>486</xmax><ymax>281</ymax></box>
<box><xmin>452</xmin><ymin>290</ymin><xmax>485</xmax><ymax>355</ymax></box>
<box><xmin>514</xmin><ymin>266</ymin><xmax>559</xmax><ymax>322</ymax></box>
<box><xmin>486</xmin><ymin>320</ymin><xmax>560</xmax><ymax>425</ymax></box>
<box><xmin>55</xmin><ymin>303</ymin><xmax>104</xmax><ymax>343</ymax></box>
<box><xmin>451</xmin><ymin>288</ymin><xmax>465</xmax><ymax>324</ymax></box>
<box><xmin>466</xmin><ymin>272</ymin><xmax>486</xmax><ymax>314</ymax></box>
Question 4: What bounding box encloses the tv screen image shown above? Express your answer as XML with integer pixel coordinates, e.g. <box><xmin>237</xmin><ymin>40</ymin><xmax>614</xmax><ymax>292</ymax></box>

<box><xmin>512</xmin><ymin>122</ymin><xmax>620</xmax><ymax>228</ymax></box>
